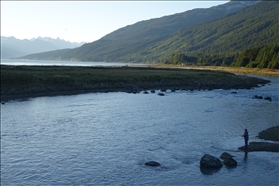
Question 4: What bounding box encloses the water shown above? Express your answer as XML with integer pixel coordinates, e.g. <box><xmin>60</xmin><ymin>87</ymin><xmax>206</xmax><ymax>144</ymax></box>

<box><xmin>0</xmin><ymin>59</ymin><xmax>146</xmax><ymax>67</ymax></box>
<box><xmin>1</xmin><ymin>75</ymin><xmax>278</xmax><ymax>185</ymax></box>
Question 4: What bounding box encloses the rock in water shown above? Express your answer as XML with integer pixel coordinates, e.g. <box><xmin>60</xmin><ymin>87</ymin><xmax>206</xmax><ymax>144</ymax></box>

<box><xmin>200</xmin><ymin>154</ymin><xmax>223</xmax><ymax>168</ymax></box>
<box><xmin>145</xmin><ymin>161</ymin><xmax>161</xmax><ymax>167</ymax></box>
<box><xmin>264</xmin><ymin>96</ymin><xmax>272</xmax><ymax>102</ymax></box>
<box><xmin>223</xmin><ymin>157</ymin><xmax>237</xmax><ymax>167</ymax></box>
<box><xmin>220</xmin><ymin>152</ymin><xmax>234</xmax><ymax>160</ymax></box>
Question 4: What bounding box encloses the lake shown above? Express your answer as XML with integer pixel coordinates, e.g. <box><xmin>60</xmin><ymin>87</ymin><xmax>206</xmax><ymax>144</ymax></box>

<box><xmin>1</xmin><ymin>60</ymin><xmax>279</xmax><ymax>185</ymax></box>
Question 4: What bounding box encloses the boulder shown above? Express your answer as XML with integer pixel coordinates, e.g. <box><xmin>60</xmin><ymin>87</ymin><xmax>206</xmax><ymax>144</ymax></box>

<box><xmin>150</xmin><ymin>90</ymin><xmax>156</xmax><ymax>93</ymax></box>
<box><xmin>158</xmin><ymin>93</ymin><xmax>165</xmax><ymax>96</ymax></box>
<box><xmin>264</xmin><ymin>96</ymin><xmax>272</xmax><ymax>102</ymax></box>
<box><xmin>145</xmin><ymin>161</ymin><xmax>161</xmax><ymax>167</ymax></box>
<box><xmin>200</xmin><ymin>154</ymin><xmax>223</xmax><ymax>168</ymax></box>
<box><xmin>223</xmin><ymin>157</ymin><xmax>237</xmax><ymax>167</ymax></box>
<box><xmin>220</xmin><ymin>152</ymin><xmax>234</xmax><ymax>160</ymax></box>
<box><xmin>252</xmin><ymin>95</ymin><xmax>263</xmax><ymax>99</ymax></box>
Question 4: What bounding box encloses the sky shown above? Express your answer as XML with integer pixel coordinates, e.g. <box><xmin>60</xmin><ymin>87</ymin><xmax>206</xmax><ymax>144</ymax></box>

<box><xmin>1</xmin><ymin>1</ymin><xmax>229</xmax><ymax>43</ymax></box>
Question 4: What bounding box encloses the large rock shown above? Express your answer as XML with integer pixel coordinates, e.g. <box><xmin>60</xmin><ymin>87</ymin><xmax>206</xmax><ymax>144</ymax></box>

<box><xmin>220</xmin><ymin>152</ymin><xmax>234</xmax><ymax>160</ymax></box>
<box><xmin>223</xmin><ymin>157</ymin><xmax>237</xmax><ymax>167</ymax></box>
<box><xmin>200</xmin><ymin>154</ymin><xmax>223</xmax><ymax>168</ymax></box>
<box><xmin>239</xmin><ymin>142</ymin><xmax>279</xmax><ymax>152</ymax></box>
<box><xmin>145</xmin><ymin>161</ymin><xmax>161</xmax><ymax>167</ymax></box>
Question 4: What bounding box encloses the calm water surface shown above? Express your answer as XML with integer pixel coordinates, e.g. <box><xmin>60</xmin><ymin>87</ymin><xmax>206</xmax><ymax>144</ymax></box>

<box><xmin>1</xmin><ymin>74</ymin><xmax>278</xmax><ymax>185</ymax></box>
<box><xmin>0</xmin><ymin>59</ymin><xmax>146</xmax><ymax>67</ymax></box>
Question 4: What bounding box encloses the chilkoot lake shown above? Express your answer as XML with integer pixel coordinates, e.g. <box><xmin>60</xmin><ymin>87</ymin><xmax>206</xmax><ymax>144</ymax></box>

<box><xmin>1</xmin><ymin>59</ymin><xmax>279</xmax><ymax>185</ymax></box>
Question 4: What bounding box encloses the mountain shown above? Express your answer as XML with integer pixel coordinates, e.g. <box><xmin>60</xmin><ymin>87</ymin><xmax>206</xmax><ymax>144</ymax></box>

<box><xmin>1</xmin><ymin>36</ymin><xmax>85</xmax><ymax>59</ymax></box>
<box><xmin>19</xmin><ymin>0</ymin><xmax>260</xmax><ymax>62</ymax></box>
<box><xmin>31</xmin><ymin>37</ymin><xmax>85</xmax><ymax>49</ymax></box>
<box><xmin>149</xmin><ymin>0</ymin><xmax>278</xmax><ymax>62</ymax></box>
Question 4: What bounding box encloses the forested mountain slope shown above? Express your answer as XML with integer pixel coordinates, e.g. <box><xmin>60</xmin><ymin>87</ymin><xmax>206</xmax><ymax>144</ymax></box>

<box><xmin>20</xmin><ymin>1</ymin><xmax>259</xmax><ymax>62</ymax></box>
<box><xmin>149</xmin><ymin>1</ymin><xmax>278</xmax><ymax>62</ymax></box>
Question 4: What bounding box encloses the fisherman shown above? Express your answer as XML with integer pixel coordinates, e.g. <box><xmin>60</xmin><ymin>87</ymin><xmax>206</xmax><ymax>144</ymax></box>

<box><xmin>242</xmin><ymin>129</ymin><xmax>249</xmax><ymax>149</ymax></box>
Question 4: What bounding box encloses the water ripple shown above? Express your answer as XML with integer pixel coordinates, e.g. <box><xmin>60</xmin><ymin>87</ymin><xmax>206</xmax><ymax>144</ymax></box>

<box><xmin>1</xmin><ymin>76</ymin><xmax>278</xmax><ymax>185</ymax></box>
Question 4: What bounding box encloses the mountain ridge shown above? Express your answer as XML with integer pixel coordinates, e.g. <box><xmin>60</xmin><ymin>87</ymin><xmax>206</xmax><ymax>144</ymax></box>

<box><xmin>1</xmin><ymin>36</ymin><xmax>85</xmax><ymax>59</ymax></box>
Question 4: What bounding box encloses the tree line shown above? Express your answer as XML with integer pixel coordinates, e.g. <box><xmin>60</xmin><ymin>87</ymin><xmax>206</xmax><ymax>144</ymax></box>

<box><xmin>163</xmin><ymin>43</ymin><xmax>279</xmax><ymax>69</ymax></box>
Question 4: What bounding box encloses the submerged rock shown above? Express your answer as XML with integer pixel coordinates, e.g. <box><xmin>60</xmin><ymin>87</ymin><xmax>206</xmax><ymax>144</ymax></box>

<box><xmin>252</xmin><ymin>95</ymin><xmax>263</xmax><ymax>99</ymax></box>
<box><xmin>223</xmin><ymin>157</ymin><xmax>237</xmax><ymax>167</ymax></box>
<box><xmin>200</xmin><ymin>154</ymin><xmax>223</xmax><ymax>168</ymax></box>
<box><xmin>145</xmin><ymin>161</ymin><xmax>161</xmax><ymax>167</ymax></box>
<box><xmin>239</xmin><ymin>142</ymin><xmax>279</xmax><ymax>152</ymax></box>
<box><xmin>264</xmin><ymin>96</ymin><xmax>272</xmax><ymax>102</ymax></box>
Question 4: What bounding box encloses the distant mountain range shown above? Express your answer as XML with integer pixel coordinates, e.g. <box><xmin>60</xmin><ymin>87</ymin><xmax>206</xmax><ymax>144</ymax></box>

<box><xmin>15</xmin><ymin>0</ymin><xmax>279</xmax><ymax>67</ymax></box>
<box><xmin>1</xmin><ymin>36</ymin><xmax>85</xmax><ymax>59</ymax></box>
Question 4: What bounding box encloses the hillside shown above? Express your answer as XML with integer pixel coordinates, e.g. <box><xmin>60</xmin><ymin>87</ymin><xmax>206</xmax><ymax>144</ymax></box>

<box><xmin>149</xmin><ymin>1</ymin><xmax>278</xmax><ymax>62</ymax></box>
<box><xmin>19</xmin><ymin>1</ymin><xmax>259</xmax><ymax>62</ymax></box>
<box><xmin>1</xmin><ymin>36</ymin><xmax>85</xmax><ymax>59</ymax></box>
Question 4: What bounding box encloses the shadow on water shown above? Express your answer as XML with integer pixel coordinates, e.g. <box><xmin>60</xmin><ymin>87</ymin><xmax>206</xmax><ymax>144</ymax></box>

<box><xmin>200</xmin><ymin>167</ymin><xmax>222</xmax><ymax>175</ymax></box>
<box><xmin>242</xmin><ymin>152</ymin><xmax>249</xmax><ymax>172</ymax></box>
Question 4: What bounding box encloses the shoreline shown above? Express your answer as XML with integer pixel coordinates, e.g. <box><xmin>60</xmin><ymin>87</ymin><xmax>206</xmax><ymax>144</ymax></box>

<box><xmin>1</xmin><ymin>65</ymin><xmax>271</xmax><ymax>102</ymax></box>
<box><xmin>155</xmin><ymin>65</ymin><xmax>279</xmax><ymax>77</ymax></box>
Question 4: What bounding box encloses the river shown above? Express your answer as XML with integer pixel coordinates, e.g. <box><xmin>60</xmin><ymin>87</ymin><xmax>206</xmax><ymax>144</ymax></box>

<box><xmin>1</xmin><ymin>60</ymin><xmax>278</xmax><ymax>185</ymax></box>
<box><xmin>0</xmin><ymin>58</ymin><xmax>146</xmax><ymax>67</ymax></box>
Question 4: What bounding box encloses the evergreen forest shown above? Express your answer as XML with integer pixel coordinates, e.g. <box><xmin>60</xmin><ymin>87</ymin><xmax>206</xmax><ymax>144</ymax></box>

<box><xmin>164</xmin><ymin>43</ymin><xmax>279</xmax><ymax>69</ymax></box>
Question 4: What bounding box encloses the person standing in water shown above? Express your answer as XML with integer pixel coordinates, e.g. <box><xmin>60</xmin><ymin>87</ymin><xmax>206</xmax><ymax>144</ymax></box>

<box><xmin>243</xmin><ymin>129</ymin><xmax>249</xmax><ymax>149</ymax></box>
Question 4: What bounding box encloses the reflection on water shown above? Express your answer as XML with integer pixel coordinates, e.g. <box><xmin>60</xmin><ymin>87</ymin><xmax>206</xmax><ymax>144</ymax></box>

<box><xmin>200</xmin><ymin>167</ymin><xmax>222</xmax><ymax>175</ymax></box>
<box><xmin>244</xmin><ymin>152</ymin><xmax>248</xmax><ymax>162</ymax></box>
<box><xmin>1</xmin><ymin>76</ymin><xmax>278</xmax><ymax>185</ymax></box>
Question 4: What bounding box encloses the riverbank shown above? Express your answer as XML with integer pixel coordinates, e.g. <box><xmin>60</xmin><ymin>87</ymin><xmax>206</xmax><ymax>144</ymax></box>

<box><xmin>238</xmin><ymin>126</ymin><xmax>279</xmax><ymax>152</ymax></box>
<box><xmin>1</xmin><ymin>65</ymin><xmax>271</xmax><ymax>102</ymax></box>
<box><xmin>155</xmin><ymin>64</ymin><xmax>279</xmax><ymax>76</ymax></box>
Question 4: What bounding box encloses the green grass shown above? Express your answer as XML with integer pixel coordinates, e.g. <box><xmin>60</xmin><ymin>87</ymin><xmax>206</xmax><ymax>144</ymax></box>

<box><xmin>1</xmin><ymin>65</ymin><xmax>270</xmax><ymax>98</ymax></box>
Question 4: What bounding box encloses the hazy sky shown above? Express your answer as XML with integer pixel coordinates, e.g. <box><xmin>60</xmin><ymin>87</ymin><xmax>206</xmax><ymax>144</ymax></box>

<box><xmin>1</xmin><ymin>1</ymin><xmax>229</xmax><ymax>43</ymax></box>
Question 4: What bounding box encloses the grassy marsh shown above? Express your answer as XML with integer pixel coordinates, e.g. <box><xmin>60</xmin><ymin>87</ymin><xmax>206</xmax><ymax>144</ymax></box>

<box><xmin>1</xmin><ymin>65</ymin><xmax>270</xmax><ymax>101</ymax></box>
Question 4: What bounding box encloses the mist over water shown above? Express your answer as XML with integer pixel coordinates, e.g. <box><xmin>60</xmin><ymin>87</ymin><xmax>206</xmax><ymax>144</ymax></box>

<box><xmin>1</xmin><ymin>73</ymin><xmax>278</xmax><ymax>185</ymax></box>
